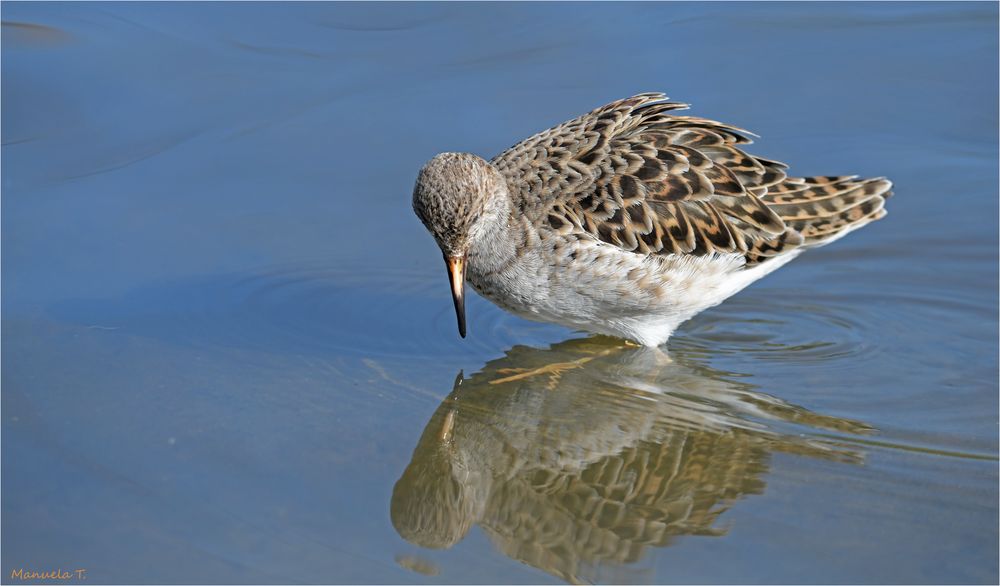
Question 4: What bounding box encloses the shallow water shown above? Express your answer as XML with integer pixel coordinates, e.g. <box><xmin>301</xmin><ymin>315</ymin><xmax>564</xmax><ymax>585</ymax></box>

<box><xmin>2</xmin><ymin>2</ymin><xmax>997</xmax><ymax>584</ymax></box>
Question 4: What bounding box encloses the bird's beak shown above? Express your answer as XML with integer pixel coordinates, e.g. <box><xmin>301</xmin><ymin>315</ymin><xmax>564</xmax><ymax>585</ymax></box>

<box><xmin>445</xmin><ymin>254</ymin><xmax>467</xmax><ymax>338</ymax></box>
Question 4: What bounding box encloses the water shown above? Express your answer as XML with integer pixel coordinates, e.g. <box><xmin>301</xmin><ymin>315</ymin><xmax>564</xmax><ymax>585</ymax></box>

<box><xmin>2</xmin><ymin>2</ymin><xmax>997</xmax><ymax>583</ymax></box>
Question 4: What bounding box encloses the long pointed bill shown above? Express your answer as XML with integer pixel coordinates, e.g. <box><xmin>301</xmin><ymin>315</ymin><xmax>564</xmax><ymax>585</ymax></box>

<box><xmin>445</xmin><ymin>255</ymin><xmax>467</xmax><ymax>338</ymax></box>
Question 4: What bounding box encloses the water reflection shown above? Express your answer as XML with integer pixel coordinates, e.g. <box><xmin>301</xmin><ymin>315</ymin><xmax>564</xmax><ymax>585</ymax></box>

<box><xmin>391</xmin><ymin>337</ymin><xmax>871</xmax><ymax>583</ymax></box>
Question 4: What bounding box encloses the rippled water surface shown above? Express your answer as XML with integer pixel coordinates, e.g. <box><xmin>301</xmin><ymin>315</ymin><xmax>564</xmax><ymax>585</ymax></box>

<box><xmin>3</xmin><ymin>2</ymin><xmax>997</xmax><ymax>584</ymax></box>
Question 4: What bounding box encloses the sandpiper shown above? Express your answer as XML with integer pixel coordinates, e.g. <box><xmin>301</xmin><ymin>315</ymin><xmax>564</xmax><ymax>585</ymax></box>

<box><xmin>412</xmin><ymin>93</ymin><xmax>891</xmax><ymax>346</ymax></box>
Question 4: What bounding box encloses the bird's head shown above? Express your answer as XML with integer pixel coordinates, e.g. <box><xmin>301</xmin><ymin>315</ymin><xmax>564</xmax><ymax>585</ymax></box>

<box><xmin>412</xmin><ymin>152</ymin><xmax>508</xmax><ymax>338</ymax></box>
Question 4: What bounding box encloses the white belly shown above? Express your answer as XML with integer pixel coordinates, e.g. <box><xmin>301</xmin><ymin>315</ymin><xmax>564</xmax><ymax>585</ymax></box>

<box><xmin>469</xmin><ymin>239</ymin><xmax>802</xmax><ymax>347</ymax></box>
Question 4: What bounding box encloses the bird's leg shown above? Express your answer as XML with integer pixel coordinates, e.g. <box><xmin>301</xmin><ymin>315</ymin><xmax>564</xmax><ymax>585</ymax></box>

<box><xmin>488</xmin><ymin>342</ymin><xmax>633</xmax><ymax>389</ymax></box>
<box><xmin>490</xmin><ymin>354</ymin><xmax>601</xmax><ymax>388</ymax></box>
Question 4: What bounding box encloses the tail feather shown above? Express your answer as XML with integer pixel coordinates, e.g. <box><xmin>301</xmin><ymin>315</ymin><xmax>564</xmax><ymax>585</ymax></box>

<box><xmin>744</xmin><ymin>176</ymin><xmax>892</xmax><ymax>266</ymax></box>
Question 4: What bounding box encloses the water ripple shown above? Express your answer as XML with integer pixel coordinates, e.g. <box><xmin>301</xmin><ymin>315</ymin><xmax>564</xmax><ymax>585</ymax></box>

<box><xmin>673</xmin><ymin>291</ymin><xmax>884</xmax><ymax>365</ymax></box>
<box><xmin>50</xmin><ymin>261</ymin><xmax>556</xmax><ymax>361</ymax></box>
<box><xmin>52</xmin><ymin>256</ymin><xmax>992</xmax><ymax>372</ymax></box>
<box><xmin>1</xmin><ymin>20</ymin><xmax>73</xmax><ymax>45</ymax></box>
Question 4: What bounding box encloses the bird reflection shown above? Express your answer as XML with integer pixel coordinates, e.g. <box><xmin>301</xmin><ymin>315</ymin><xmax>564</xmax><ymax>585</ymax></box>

<box><xmin>391</xmin><ymin>337</ymin><xmax>871</xmax><ymax>583</ymax></box>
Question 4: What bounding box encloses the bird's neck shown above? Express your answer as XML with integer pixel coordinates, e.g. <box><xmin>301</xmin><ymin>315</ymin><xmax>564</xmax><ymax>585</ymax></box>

<box><xmin>467</xmin><ymin>193</ymin><xmax>524</xmax><ymax>277</ymax></box>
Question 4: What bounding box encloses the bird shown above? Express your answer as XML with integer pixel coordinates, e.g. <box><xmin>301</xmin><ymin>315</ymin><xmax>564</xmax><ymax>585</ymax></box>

<box><xmin>412</xmin><ymin>92</ymin><xmax>892</xmax><ymax>346</ymax></box>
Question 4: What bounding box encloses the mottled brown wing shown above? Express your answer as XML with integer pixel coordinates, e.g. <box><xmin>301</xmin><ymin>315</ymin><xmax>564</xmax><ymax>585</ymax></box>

<box><xmin>745</xmin><ymin>175</ymin><xmax>893</xmax><ymax>264</ymax></box>
<box><xmin>491</xmin><ymin>93</ymin><xmax>795</xmax><ymax>260</ymax></box>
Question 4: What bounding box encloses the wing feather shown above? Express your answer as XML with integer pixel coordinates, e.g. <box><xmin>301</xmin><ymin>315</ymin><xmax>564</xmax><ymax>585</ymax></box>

<box><xmin>493</xmin><ymin>94</ymin><xmax>889</xmax><ymax>266</ymax></box>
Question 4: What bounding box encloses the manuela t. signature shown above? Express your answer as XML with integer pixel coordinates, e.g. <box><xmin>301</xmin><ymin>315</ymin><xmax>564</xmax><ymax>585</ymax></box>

<box><xmin>9</xmin><ymin>568</ymin><xmax>87</xmax><ymax>581</ymax></box>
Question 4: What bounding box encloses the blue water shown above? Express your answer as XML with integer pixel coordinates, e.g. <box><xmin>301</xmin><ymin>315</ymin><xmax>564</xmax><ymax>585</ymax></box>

<box><xmin>3</xmin><ymin>2</ymin><xmax>997</xmax><ymax>583</ymax></box>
